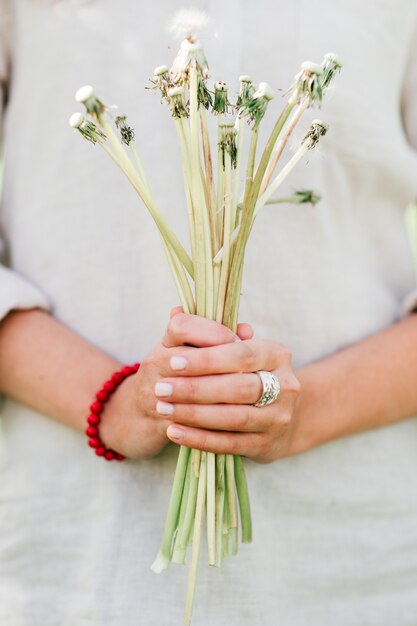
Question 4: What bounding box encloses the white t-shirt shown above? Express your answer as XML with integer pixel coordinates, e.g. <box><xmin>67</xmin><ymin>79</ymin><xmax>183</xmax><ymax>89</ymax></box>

<box><xmin>0</xmin><ymin>1</ymin><xmax>417</xmax><ymax>624</ymax></box>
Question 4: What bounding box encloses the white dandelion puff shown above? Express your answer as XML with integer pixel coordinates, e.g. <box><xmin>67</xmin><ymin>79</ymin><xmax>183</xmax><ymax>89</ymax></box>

<box><xmin>169</xmin><ymin>8</ymin><xmax>210</xmax><ymax>41</ymax></box>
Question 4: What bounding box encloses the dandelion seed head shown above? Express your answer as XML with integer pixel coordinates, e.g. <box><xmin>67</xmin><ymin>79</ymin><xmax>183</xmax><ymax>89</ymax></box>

<box><xmin>69</xmin><ymin>112</ymin><xmax>84</xmax><ymax>128</ymax></box>
<box><xmin>324</xmin><ymin>52</ymin><xmax>342</xmax><ymax>67</ymax></box>
<box><xmin>169</xmin><ymin>8</ymin><xmax>210</xmax><ymax>42</ymax></box>
<box><xmin>75</xmin><ymin>85</ymin><xmax>94</xmax><ymax>103</ymax></box>
<box><xmin>254</xmin><ymin>82</ymin><xmax>274</xmax><ymax>101</ymax></box>
<box><xmin>168</xmin><ymin>86</ymin><xmax>185</xmax><ymax>98</ymax></box>
<box><xmin>301</xmin><ymin>62</ymin><xmax>322</xmax><ymax>75</ymax></box>
<box><xmin>154</xmin><ymin>65</ymin><xmax>169</xmax><ymax>76</ymax></box>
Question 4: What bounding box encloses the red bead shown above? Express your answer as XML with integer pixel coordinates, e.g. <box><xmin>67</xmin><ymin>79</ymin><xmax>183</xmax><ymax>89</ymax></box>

<box><xmin>112</xmin><ymin>371</ymin><xmax>124</xmax><ymax>384</ymax></box>
<box><xmin>96</xmin><ymin>389</ymin><xmax>109</xmax><ymax>402</ymax></box>
<box><xmin>90</xmin><ymin>400</ymin><xmax>103</xmax><ymax>415</ymax></box>
<box><xmin>103</xmin><ymin>380</ymin><xmax>116</xmax><ymax>393</ymax></box>
<box><xmin>87</xmin><ymin>414</ymin><xmax>100</xmax><ymax>426</ymax></box>
<box><xmin>86</xmin><ymin>364</ymin><xmax>139</xmax><ymax>463</ymax></box>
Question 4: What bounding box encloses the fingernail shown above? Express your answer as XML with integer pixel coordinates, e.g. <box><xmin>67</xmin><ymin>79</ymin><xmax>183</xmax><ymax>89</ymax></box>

<box><xmin>167</xmin><ymin>425</ymin><xmax>185</xmax><ymax>441</ymax></box>
<box><xmin>155</xmin><ymin>382</ymin><xmax>173</xmax><ymax>397</ymax></box>
<box><xmin>170</xmin><ymin>356</ymin><xmax>188</xmax><ymax>371</ymax></box>
<box><xmin>156</xmin><ymin>401</ymin><xmax>174</xmax><ymax>416</ymax></box>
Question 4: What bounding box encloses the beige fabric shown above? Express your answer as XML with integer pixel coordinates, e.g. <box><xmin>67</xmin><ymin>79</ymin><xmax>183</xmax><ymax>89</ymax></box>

<box><xmin>0</xmin><ymin>1</ymin><xmax>417</xmax><ymax>625</ymax></box>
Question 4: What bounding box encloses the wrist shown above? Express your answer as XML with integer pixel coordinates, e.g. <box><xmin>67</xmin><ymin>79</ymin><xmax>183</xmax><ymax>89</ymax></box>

<box><xmin>287</xmin><ymin>365</ymin><xmax>323</xmax><ymax>456</ymax></box>
<box><xmin>86</xmin><ymin>364</ymin><xmax>140</xmax><ymax>461</ymax></box>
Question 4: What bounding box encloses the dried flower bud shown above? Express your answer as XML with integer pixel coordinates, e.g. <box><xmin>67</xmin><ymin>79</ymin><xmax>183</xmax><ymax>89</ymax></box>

<box><xmin>290</xmin><ymin>62</ymin><xmax>323</xmax><ymax>105</ymax></box>
<box><xmin>69</xmin><ymin>112</ymin><xmax>84</xmax><ymax>129</ymax></box>
<box><xmin>320</xmin><ymin>52</ymin><xmax>342</xmax><ymax>90</ymax></box>
<box><xmin>150</xmin><ymin>66</ymin><xmax>172</xmax><ymax>101</ymax></box>
<box><xmin>213</xmin><ymin>80</ymin><xmax>231</xmax><ymax>115</ymax></box>
<box><xmin>290</xmin><ymin>189</ymin><xmax>321</xmax><ymax>206</ymax></box>
<box><xmin>115</xmin><ymin>115</ymin><xmax>135</xmax><ymax>146</ymax></box>
<box><xmin>171</xmin><ymin>38</ymin><xmax>209</xmax><ymax>80</ymax></box>
<box><xmin>239</xmin><ymin>81</ymin><xmax>274</xmax><ymax>129</ymax></box>
<box><xmin>154</xmin><ymin>65</ymin><xmax>170</xmax><ymax>77</ymax></box>
<box><xmin>167</xmin><ymin>86</ymin><xmax>188</xmax><ymax>118</ymax></box>
<box><xmin>69</xmin><ymin>113</ymin><xmax>106</xmax><ymax>144</ymax></box>
<box><xmin>197</xmin><ymin>76</ymin><xmax>213</xmax><ymax>110</ymax></box>
<box><xmin>236</xmin><ymin>75</ymin><xmax>254</xmax><ymax>108</ymax></box>
<box><xmin>75</xmin><ymin>85</ymin><xmax>106</xmax><ymax>117</ymax></box>
<box><xmin>302</xmin><ymin>120</ymin><xmax>328</xmax><ymax>149</ymax></box>
<box><xmin>218</xmin><ymin>120</ymin><xmax>237</xmax><ymax>169</ymax></box>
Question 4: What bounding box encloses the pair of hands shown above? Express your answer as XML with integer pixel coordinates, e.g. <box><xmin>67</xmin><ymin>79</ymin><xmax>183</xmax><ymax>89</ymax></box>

<box><xmin>101</xmin><ymin>308</ymin><xmax>301</xmax><ymax>463</ymax></box>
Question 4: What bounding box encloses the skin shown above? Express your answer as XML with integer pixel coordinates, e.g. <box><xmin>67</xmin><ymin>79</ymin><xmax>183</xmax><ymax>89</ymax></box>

<box><xmin>0</xmin><ymin>307</ymin><xmax>416</xmax><ymax>463</ymax></box>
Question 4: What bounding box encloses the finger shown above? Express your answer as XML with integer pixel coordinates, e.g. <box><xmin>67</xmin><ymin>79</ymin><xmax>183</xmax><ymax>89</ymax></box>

<box><xmin>165</xmin><ymin>339</ymin><xmax>290</xmax><ymax>376</ymax></box>
<box><xmin>170</xmin><ymin>306</ymin><xmax>183</xmax><ymax>319</ymax></box>
<box><xmin>236</xmin><ymin>323</ymin><xmax>254</xmax><ymax>341</ymax></box>
<box><xmin>155</xmin><ymin>372</ymin><xmax>263</xmax><ymax>405</ymax></box>
<box><xmin>162</xmin><ymin>313</ymin><xmax>239</xmax><ymax>348</ymax></box>
<box><xmin>166</xmin><ymin>423</ymin><xmax>265</xmax><ymax>457</ymax></box>
<box><xmin>156</xmin><ymin>401</ymin><xmax>270</xmax><ymax>432</ymax></box>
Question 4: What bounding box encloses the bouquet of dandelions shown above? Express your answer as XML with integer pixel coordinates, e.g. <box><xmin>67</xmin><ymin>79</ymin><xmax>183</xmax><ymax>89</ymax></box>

<box><xmin>69</xmin><ymin>10</ymin><xmax>341</xmax><ymax>625</ymax></box>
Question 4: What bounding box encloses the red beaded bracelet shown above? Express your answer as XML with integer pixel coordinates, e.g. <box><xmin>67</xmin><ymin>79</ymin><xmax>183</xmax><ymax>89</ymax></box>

<box><xmin>86</xmin><ymin>363</ymin><xmax>140</xmax><ymax>462</ymax></box>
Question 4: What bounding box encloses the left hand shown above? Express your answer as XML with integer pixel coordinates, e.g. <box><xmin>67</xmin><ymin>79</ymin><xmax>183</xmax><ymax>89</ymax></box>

<box><xmin>155</xmin><ymin>318</ymin><xmax>301</xmax><ymax>463</ymax></box>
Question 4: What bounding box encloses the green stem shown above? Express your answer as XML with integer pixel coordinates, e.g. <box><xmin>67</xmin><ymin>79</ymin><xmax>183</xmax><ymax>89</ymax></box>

<box><xmin>100</xmin><ymin>137</ymin><xmax>194</xmax><ymax>278</ymax></box>
<box><xmin>234</xmin><ymin>455</ymin><xmax>252</xmax><ymax>544</ymax></box>
<box><xmin>254</xmin><ymin>143</ymin><xmax>309</xmax><ymax>218</ymax></box>
<box><xmin>189</xmin><ymin>64</ymin><xmax>206</xmax><ymax>316</ymax></box>
<box><xmin>223</xmin><ymin>102</ymin><xmax>295</xmax><ymax>324</ymax></box>
<box><xmin>151</xmin><ymin>445</ymin><xmax>191</xmax><ymax>573</ymax></box>
<box><xmin>172</xmin><ymin>457</ymin><xmax>192</xmax><ymax>564</ymax></box>
<box><xmin>260</xmin><ymin>101</ymin><xmax>306</xmax><ymax>193</ymax></box>
<box><xmin>214</xmin><ymin>454</ymin><xmax>226</xmax><ymax>568</ymax></box>
<box><xmin>162</xmin><ymin>240</ymin><xmax>195</xmax><ymax>315</ymax></box>
<box><xmin>177</xmin><ymin>449</ymin><xmax>201</xmax><ymax>552</ymax></box>
<box><xmin>200</xmin><ymin>108</ymin><xmax>218</xmax><ymax>254</ymax></box>
<box><xmin>206</xmin><ymin>452</ymin><xmax>216</xmax><ymax>565</ymax></box>
<box><xmin>184</xmin><ymin>452</ymin><xmax>207</xmax><ymax>626</ymax></box>
<box><xmin>216</xmin><ymin>149</ymin><xmax>232</xmax><ymax>323</ymax></box>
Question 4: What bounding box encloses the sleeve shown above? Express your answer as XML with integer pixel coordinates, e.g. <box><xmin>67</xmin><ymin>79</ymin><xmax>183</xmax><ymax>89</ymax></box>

<box><xmin>401</xmin><ymin>17</ymin><xmax>417</xmax><ymax>316</ymax></box>
<box><xmin>0</xmin><ymin>0</ymin><xmax>50</xmax><ymax>322</ymax></box>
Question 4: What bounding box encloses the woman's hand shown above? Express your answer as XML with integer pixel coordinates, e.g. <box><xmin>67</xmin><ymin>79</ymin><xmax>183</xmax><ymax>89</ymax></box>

<box><xmin>100</xmin><ymin>309</ymin><xmax>252</xmax><ymax>459</ymax></box>
<box><xmin>154</xmin><ymin>314</ymin><xmax>301</xmax><ymax>464</ymax></box>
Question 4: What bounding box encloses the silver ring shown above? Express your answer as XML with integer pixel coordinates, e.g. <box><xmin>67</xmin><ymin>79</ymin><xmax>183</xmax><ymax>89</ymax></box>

<box><xmin>253</xmin><ymin>371</ymin><xmax>280</xmax><ymax>407</ymax></box>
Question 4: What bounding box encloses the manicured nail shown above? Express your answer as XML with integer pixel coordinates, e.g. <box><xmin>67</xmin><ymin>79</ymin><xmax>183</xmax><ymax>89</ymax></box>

<box><xmin>155</xmin><ymin>382</ymin><xmax>173</xmax><ymax>397</ymax></box>
<box><xmin>156</xmin><ymin>401</ymin><xmax>174</xmax><ymax>416</ymax></box>
<box><xmin>170</xmin><ymin>356</ymin><xmax>188</xmax><ymax>371</ymax></box>
<box><xmin>167</xmin><ymin>425</ymin><xmax>185</xmax><ymax>441</ymax></box>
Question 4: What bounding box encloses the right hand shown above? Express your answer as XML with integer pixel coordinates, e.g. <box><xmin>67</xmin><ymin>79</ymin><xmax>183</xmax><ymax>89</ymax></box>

<box><xmin>99</xmin><ymin>307</ymin><xmax>253</xmax><ymax>459</ymax></box>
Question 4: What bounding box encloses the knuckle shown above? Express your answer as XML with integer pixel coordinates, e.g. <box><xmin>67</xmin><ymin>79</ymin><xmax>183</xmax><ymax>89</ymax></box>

<box><xmin>281</xmin><ymin>372</ymin><xmax>301</xmax><ymax>396</ymax></box>
<box><xmin>277</xmin><ymin>410</ymin><xmax>292</xmax><ymax>429</ymax></box>
<box><xmin>238</xmin><ymin>342</ymin><xmax>257</xmax><ymax>371</ymax></box>
<box><xmin>184</xmin><ymin>377</ymin><xmax>199</xmax><ymax>402</ymax></box>
<box><xmin>274</xmin><ymin>342</ymin><xmax>292</xmax><ymax>363</ymax></box>
<box><xmin>256</xmin><ymin>436</ymin><xmax>273</xmax><ymax>462</ymax></box>
<box><xmin>236</xmin><ymin>407</ymin><xmax>251</xmax><ymax>430</ymax></box>
<box><xmin>227</xmin><ymin>436</ymin><xmax>240</xmax><ymax>455</ymax></box>
<box><xmin>169</xmin><ymin>313</ymin><xmax>189</xmax><ymax>341</ymax></box>
<box><xmin>233</xmin><ymin>376</ymin><xmax>253</xmax><ymax>403</ymax></box>
<box><xmin>141</xmin><ymin>350</ymin><xmax>156</xmax><ymax>370</ymax></box>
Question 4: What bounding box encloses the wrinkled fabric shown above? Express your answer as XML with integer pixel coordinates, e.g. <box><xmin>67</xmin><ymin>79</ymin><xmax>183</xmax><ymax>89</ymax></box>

<box><xmin>0</xmin><ymin>1</ymin><xmax>417</xmax><ymax>625</ymax></box>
